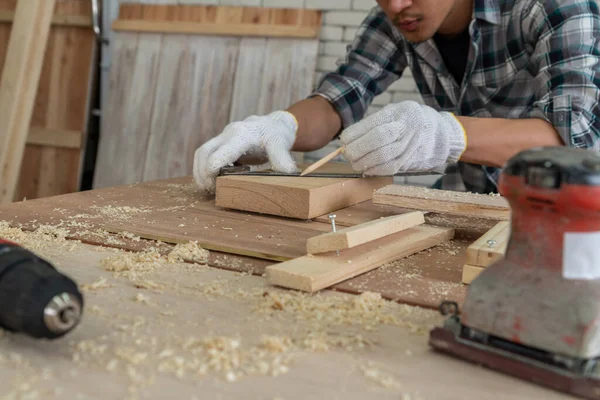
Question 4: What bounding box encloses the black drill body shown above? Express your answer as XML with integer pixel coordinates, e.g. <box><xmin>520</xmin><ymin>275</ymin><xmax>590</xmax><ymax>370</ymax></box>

<box><xmin>0</xmin><ymin>239</ymin><xmax>83</xmax><ymax>339</ymax></box>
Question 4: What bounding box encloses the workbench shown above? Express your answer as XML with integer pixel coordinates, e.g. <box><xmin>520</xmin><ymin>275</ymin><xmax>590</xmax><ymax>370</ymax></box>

<box><xmin>0</xmin><ymin>176</ymin><xmax>571</xmax><ymax>399</ymax></box>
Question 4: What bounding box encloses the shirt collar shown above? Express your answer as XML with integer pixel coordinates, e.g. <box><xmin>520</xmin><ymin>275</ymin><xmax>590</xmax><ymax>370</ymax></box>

<box><xmin>473</xmin><ymin>0</ymin><xmax>502</xmax><ymax>25</ymax></box>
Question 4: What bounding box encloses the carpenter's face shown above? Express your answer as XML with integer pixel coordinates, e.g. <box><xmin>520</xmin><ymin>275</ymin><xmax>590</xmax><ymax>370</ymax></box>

<box><xmin>376</xmin><ymin>0</ymin><xmax>461</xmax><ymax>42</ymax></box>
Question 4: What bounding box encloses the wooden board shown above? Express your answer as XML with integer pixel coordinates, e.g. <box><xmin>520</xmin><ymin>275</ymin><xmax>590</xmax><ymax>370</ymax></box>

<box><xmin>215</xmin><ymin>174</ymin><xmax>392</xmax><ymax>220</ymax></box>
<box><xmin>306</xmin><ymin>211</ymin><xmax>425</xmax><ymax>254</ymax></box>
<box><xmin>373</xmin><ymin>185</ymin><xmax>510</xmax><ymax>220</ymax></box>
<box><xmin>0</xmin><ymin>176</ymin><xmax>471</xmax><ymax>310</ymax></box>
<box><xmin>113</xmin><ymin>3</ymin><xmax>322</xmax><ymax>38</ymax></box>
<box><xmin>0</xmin><ymin>0</ymin><xmax>96</xmax><ymax>202</ymax></box>
<box><xmin>93</xmin><ymin>4</ymin><xmax>319</xmax><ymax>189</ymax></box>
<box><xmin>462</xmin><ymin>263</ymin><xmax>485</xmax><ymax>284</ymax></box>
<box><xmin>461</xmin><ymin>221</ymin><xmax>509</xmax><ymax>284</ymax></box>
<box><xmin>0</xmin><ymin>0</ymin><xmax>56</xmax><ymax>203</ymax></box>
<box><xmin>266</xmin><ymin>225</ymin><xmax>455</xmax><ymax>292</ymax></box>
<box><xmin>465</xmin><ymin>220</ymin><xmax>510</xmax><ymax>267</ymax></box>
<box><xmin>0</xmin><ymin>242</ymin><xmax>567</xmax><ymax>400</ymax></box>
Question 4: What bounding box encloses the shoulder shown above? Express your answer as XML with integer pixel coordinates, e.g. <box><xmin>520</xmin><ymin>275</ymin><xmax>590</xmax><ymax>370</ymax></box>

<box><xmin>514</xmin><ymin>0</ymin><xmax>599</xmax><ymax>27</ymax></box>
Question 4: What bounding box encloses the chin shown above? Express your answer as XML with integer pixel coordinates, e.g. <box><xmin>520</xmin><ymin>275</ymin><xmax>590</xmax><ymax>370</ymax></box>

<box><xmin>395</xmin><ymin>24</ymin><xmax>433</xmax><ymax>43</ymax></box>
<box><xmin>402</xmin><ymin>31</ymin><xmax>432</xmax><ymax>44</ymax></box>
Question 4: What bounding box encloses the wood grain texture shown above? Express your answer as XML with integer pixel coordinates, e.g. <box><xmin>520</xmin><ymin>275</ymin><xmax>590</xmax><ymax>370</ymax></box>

<box><xmin>0</xmin><ymin>0</ymin><xmax>56</xmax><ymax>203</ymax></box>
<box><xmin>0</xmin><ymin>0</ymin><xmax>96</xmax><ymax>201</ymax></box>
<box><xmin>215</xmin><ymin>175</ymin><xmax>392</xmax><ymax>220</ymax></box>
<box><xmin>306</xmin><ymin>211</ymin><xmax>425</xmax><ymax>254</ymax></box>
<box><xmin>0</xmin><ymin>175</ymin><xmax>470</xmax><ymax>310</ymax></box>
<box><xmin>94</xmin><ymin>32</ymin><xmax>163</xmax><ymax>188</ymax></box>
<box><xmin>462</xmin><ymin>263</ymin><xmax>484</xmax><ymax>284</ymax></box>
<box><xmin>93</xmin><ymin>5</ymin><xmax>319</xmax><ymax>189</ymax></box>
<box><xmin>142</xmin><ymin>34</ymin><xmax>239</xmax><ymax>182</ymax></box>
<box><xmin>373</xmin><ymin>185</ymin><xmax>510</xmax><ymax>220</ymax></box>
<box><xmin>465</xmin><ymin>220</ymin><xmax>509</xmax><ymax>267</ymax></box>
<box><xmin>27</xmin><ymin>127</ymin><xmax>82</xmax><ymax>149</ymax></box>
<box><xmin>112</xmin><ymin>3</ymin><xmax>322</xmax><ymax>38</ymax></box>
<box><xmin>266</xmin><ymin>224</ymin><xmax>455</xmax><ymax>292</ymax></box>
<box><xmin>0</xmin><ymin>242</ymin><xmax>565</xmax><ymax>400</ymax></box>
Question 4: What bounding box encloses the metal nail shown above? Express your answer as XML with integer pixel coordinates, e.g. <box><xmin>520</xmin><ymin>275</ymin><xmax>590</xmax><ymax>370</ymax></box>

<box><xmin>487</xmin><ymin>239</ymin><xmax>496</xmax><ymax>248</ymax></box>
<box><xmin>328</xmin><ymin>214</ymin><xmax>340</xmax><ymax>256</ymax></box>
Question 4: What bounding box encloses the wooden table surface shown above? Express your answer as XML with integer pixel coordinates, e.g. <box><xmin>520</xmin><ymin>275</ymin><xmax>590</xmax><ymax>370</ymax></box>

<box><xmin>0</xmin><ymin>176</ymin><xmax>573</xmax><ymax>399</ymax></box>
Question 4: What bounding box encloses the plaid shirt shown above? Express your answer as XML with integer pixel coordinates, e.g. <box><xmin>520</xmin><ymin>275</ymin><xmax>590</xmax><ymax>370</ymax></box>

<box><xmin>311</xmin><ymin>0</ymin><xmax>600</xmax><ymax>193</ymax></box>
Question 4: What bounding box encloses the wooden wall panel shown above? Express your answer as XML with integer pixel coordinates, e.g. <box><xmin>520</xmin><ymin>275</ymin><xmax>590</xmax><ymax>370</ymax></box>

<box><xmin>93</xmin><ymin>3</ymin><xmax>320</xmax><ymax>189</ymax></box>
<box><xmin>0</xmin><ymin>0</ymin><xmax>97</xmax><ymax>201</ymax></box>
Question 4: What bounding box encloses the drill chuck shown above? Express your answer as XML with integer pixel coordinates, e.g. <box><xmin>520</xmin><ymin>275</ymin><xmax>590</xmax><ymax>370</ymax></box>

<box><xmin>0</xmin><ymin>240</ymin><xmax>84</xmax><ymax>339</ymax></box>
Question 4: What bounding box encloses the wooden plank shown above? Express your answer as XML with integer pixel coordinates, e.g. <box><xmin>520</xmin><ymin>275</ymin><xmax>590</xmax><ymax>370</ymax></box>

<box><xmin>229</xmin><ymin>36</ymin><xmax>317</xmax><ymax>162</ymax></box>
<box><xmin>142</xmin><ymin>34</ymin><xmax>239</xmax><ymax>182</ymax></box>
<box><xmin>215</xmin><ymin>175</ymin><xmax>392</xmax><ymax>220</ymax></box>
<box><xmin>27</xmin><ymin>127</ymin><xmax>82</xmax><ymax>149</ymax></box>
<box><xmin>93</xmin><ymin>32</ymin><xmax>163</xmax><ymax>189</ymax></box>
<box><xmin>0</xmin><ymin>175</ymin><xmax>470</xmax><ymax>310</ymax></box>
<box><xmin>462</xmin><ymin>264</ymin><xmax>484</xmax><ymax>284</ymax></box>
<box><xmin>112</xmin><ymin>4</ymin><xmax>321</xmax><ymax>38</ymax></box>
<box><xmin>306</xmin><ymin>211</ymin><xmax>425</xmax><ymax>254</ymax></box>
<box><xmin>373</xmin><ymin>185</ymin><xmax>510</xmax><ymax>220</ymax></box>
<box><xmin>0</xmin><ymin>0</ymin><xmax>96</xmax><ymax>201</ymax></box>
<box><xmin>0</xmin><ymin>0</ymin><xmax>56</xmax><ymax>204</ymax></box>
<box><xmin>465</xmin><ymin>220</ymin><xmax>510</xmax><ymax>267</ymax></box>
<box><xmin>266</xmin><ymin>225</ymin><xmax>455</xmax><ymax>292</ymax></box>
<box><xmin>0</xmin><ymin>10</ymin><xmax>92</xmax><ymax>27</ymax></box>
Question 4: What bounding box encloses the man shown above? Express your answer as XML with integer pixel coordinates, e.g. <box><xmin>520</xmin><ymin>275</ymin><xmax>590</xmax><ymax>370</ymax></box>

<box><xmin>193</xmin><ymin>0</ymin><xmax>600</xmax><ymax>194</ymax></box>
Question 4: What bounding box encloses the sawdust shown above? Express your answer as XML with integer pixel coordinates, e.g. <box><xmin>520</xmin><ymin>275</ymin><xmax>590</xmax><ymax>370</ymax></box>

<box><xmin>80</xmin><ymin>277</ymin><xmax>114</xmax><ymax>292</ymax></box>
<box><xmin>167</xmin><ymin>241</ymin><xmax>209</xmax><ymax>264</ymax></box>
<box><xmin>361</xmin><ymin>361</ymin><xmax>402</xmax><ymax>389</ymax></box>
<box><xmin>0</xmin><ymin>209</ymin><xmax>443</xmax><ymax>397</ymax></box>
<box><xmin>100</xmin><ymin>241</ymin><xmax>210</xmax><ymax>282</ymax></box>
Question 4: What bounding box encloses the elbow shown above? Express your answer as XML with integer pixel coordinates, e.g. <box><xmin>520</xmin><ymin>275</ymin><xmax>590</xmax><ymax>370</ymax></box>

<box><xmin>535</xmin><ymin>93</ymin><xmax>600</xmax><ymax>151</ymax></box>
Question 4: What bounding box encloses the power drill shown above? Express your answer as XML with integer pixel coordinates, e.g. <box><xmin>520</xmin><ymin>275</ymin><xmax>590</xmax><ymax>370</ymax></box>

<box><xmin>0</xmin><ymin>239</ymin><xmax>84</xmax><ymax>339</ymax></box>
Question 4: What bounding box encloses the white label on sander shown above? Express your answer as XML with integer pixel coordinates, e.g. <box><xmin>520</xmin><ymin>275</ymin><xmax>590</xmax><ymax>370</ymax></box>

<box><xmin>563</xmin><ymin>231</ymin><xmax>600</xmax><ymax>279</ymax></box>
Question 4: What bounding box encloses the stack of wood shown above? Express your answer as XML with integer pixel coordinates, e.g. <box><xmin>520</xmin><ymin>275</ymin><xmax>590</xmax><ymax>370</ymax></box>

<box><xmin>0</xmin><ymin>0</ymin><xmax>96</xmax><ymax>204</ymax></box>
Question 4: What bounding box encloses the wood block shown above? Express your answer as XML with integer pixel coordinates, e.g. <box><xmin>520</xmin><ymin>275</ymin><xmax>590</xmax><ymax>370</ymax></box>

<box><xmin>266</xmin><ymin>224</ymin><xmax>455</xmax><ymax>292</ymax></box>
<box><xmin>465</xmin><ymin>221</ymin><xmax>510</xmax><ymax>267</ymax></box>
<box><xmin>373</xmin><ymin>185</ymin><xmax>510</xmax><ymax>220</ymax></box>
<box><xmin>215</xmin><ymin>175</ymin><xmax>392</xmax><ymax>220</ymax></box>
<box><xmin>306</xmin><ymin>211</ymin><xmax>425</xmax><ymax>254</ymax></box>
<box><xmin>462</xmin><ymin>264</ymin><xmax>484</xmax><ymax>284</ymax></box>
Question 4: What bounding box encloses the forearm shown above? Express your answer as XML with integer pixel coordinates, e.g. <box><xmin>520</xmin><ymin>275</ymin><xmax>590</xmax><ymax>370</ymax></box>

<box><xmin>286</xmin><ymin>96</ymin><xmax>342</xmax><ymax>151</ymax></box>
<box><xmin>457</xmin><ymin>116</ymin><xmax>564</xmax><ymax>167</ymax></box>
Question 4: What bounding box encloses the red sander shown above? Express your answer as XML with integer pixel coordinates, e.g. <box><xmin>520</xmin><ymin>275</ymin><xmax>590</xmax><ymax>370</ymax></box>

<box><xmin>429</xmin><ymin>146</ymin><xmax>600</xmax><ymax>399</ymax></box>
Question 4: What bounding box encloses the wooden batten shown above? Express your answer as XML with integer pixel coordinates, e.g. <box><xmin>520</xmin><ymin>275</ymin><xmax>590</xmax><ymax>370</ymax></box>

<box><xmin>112</xmin><ymin>3</ymin><xmax>322</xmax><ymax>38</ymax></box>
<box><xmin>0</xmin><ymin>11</ymin><xmax>91</xmax><ymax>27</ymax></box>
<box><xmin>267</xmin><ymin>225</ymin><xmax>455</xmax><ymax>293</ymax></box>
<box><xmin>306</xmin><ymin>211</ymin><xmax>425</xmax><ymax>254</ymax></box>
<box><xmin>0</xmin><ymin>0</ymin><xmax>97</xmax><ymax>201</ymax></box>
<box><xmin>27</xmin><ymin>127</ymin><xmax>82</xmax><ymax>149</ymax></box>
<box><xmin>0</xmin><ymin>0</ymin><xmax>57</xmax><ymax>204</ymax></box>
<box><xmin>373</xmin><ymin>185</ymin><xmax>510</xmax><ymax>220</ymax></box>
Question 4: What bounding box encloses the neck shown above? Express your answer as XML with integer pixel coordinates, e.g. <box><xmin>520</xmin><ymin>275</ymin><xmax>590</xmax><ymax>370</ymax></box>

<box><xmin>437</xmin><ymin>0</ymin><xmax>473</xmax><ymax>37</ymax></box>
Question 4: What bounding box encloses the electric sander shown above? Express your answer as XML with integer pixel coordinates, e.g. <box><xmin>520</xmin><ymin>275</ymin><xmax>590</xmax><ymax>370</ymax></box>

<box><xmin>429</xmin><ymin>146</ymin><xmax>600</xmax><ymax>399</ymax></box>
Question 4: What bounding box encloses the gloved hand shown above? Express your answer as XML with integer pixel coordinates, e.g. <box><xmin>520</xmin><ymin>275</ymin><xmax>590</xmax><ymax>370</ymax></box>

<box><xmin>339</xmin><ymin>101</ymin><xmax>467</xmax><ymax>175</ymax></box>
<box><xmin>193</xmin><ymin>110</ymin><xmax>299</xmax><ymax>193</ymax></box>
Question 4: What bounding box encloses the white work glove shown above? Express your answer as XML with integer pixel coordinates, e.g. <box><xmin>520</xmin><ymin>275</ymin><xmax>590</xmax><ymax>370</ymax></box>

<box><xmin>339</xmin><ymin>101</ymin><xmax>467</xmax><ymax>175</ymax></box>
<box><xmin>193</xmin><ymin>110</ymin><xmax>299</xmax><ymax>193</ymax></box>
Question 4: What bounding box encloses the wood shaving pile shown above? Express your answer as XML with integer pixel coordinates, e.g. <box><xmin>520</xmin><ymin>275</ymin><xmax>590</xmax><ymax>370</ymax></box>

<box><xmin>101</xmin><ymin>241</ymin><xmax>210</xmax><ymax>281</ymax></box>
<box><xmin>167</xmin><ymin>241</ymin><xmax>209</xmax><ymax>264</ymax></box>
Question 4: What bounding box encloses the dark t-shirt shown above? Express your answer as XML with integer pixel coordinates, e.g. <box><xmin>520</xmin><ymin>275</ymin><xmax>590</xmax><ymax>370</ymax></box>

<box><xmin>433</xmin><ymin>28</ymin><xmax>471</xmax><ymax>86</ymax></box>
